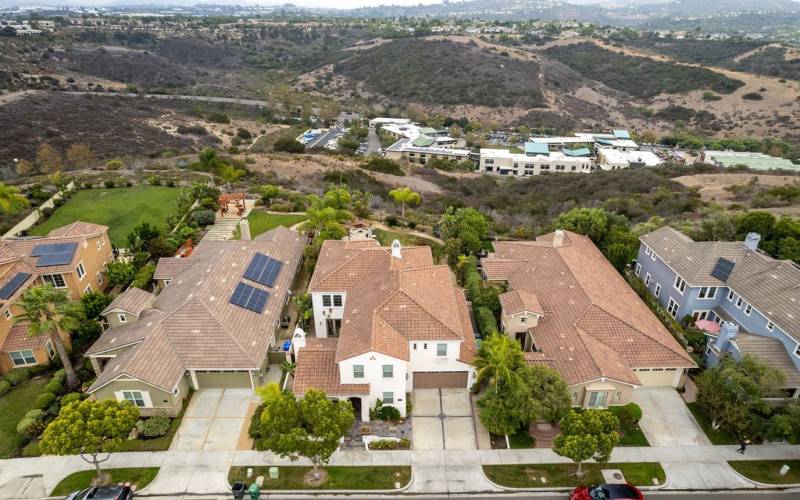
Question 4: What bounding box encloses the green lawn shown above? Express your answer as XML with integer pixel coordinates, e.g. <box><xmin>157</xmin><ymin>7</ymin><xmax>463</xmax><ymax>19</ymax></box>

<box><xmin>51</xmin><ymin>468</ymin><xmax>159</xmax><ymax>497</ymax></box>
<box><xmin>509</xmin><ymin>428</ymin><xmax>536</xmax><ymax>449</ymax></box>
<box><xmin>229</xmin><ymin>466</ymin><xmax>411</xmax><ymax>490</ymax></box>
<box><xmin>0</xmin><ymin>377</ymin><xmax>47</xmax><ymax>458</ymax></box>
<box><xmin>117</xmin><ymin>395</ymin><xmax>189</xmax><ymax>452</ymax></box>
<box><xmin>483</xmin><ymin>462</ymin><xmax>666</xmax><ymax>488</ymax></box>
<box><xmin>29</xmin><ymin>186</ymin><xmax>181</xmax><ymax>247</ymax></box>
<box><xmin>246</xmin><ymin>210</ymin><xmax>307</xmax><ymax>239</ymax></box>
<box><xmin>374</xmin><ymin>228</ymin><xmax>444</xmax><ymax>261</ymax></box>
<box><xmin>729</xmin><ymin>460</ymin><xmax>800</xmax><ymax>485</ymax></box>
<box><xmin>687</xmin><ymin>402</ymin><xmax>738</xmax><ymax>445</ymax></box>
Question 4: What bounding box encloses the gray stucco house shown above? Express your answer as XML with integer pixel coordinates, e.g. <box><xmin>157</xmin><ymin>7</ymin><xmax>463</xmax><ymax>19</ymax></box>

<box><xmin>636</xmin><ymin>226</ymin><xmax>800</xmax><ymax>399</ymax></box>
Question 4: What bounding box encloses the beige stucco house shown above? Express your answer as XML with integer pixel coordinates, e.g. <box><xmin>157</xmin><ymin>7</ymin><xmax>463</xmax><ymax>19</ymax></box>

<box><xmin>483</xmin><ymin>230</ymin><xmax>696</xmax><ymax>408</ymax></box>
<box><xmin>101</xmin><ymin>287</ymin><xmax>155</xmax><ymax>328</ymax></box>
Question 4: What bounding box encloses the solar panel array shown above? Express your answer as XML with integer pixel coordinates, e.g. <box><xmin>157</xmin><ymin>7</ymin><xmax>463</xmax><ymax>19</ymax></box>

<box><xmin>0</xmin><ymin>272</ymin><xmax>31</xmax><ymax>300</ymax></box>
<box><xmin>229</xmin><ymin>282</ymin><xmax>269</xmax><ymax>313</ymax></box>
<box><xmin>32</xmin><ymin>242</ymin><xmax>78</xmax><ymax>267</ymax></box>
<box><xmin>710</xmin><ymin>257</ymin><xmax>736</xmax><ymax>282</ymax></box>
<box><xmin>243</xmin><ymin>252</ymin><xmax>283</xmax><ymax>288</ymax></box>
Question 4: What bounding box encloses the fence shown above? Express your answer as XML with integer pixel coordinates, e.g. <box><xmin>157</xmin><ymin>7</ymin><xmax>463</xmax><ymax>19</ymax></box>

<box><xmin>3</xmin><ymin>181</ymin><xmax>75</xmax><ymax>238</ymax></box>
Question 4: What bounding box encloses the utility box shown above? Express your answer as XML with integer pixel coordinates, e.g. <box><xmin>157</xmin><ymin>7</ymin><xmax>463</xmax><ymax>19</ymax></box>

<box><xmin>269</xmin><ymin>467</ymin><xmax>279</xmax><ymax>479</ymax></box>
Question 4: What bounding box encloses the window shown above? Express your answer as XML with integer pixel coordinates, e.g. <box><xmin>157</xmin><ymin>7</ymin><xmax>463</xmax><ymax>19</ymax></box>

<box><xmin>654</xmin><ymin>283</ymin><xmax>661</xmax><ymax>298</ymax></box>
<box><xmin>667</xmin><ymin>298</ymin><xmax>679</xmax><ymax>319</ymax></box>
<box><xmin>353</xmin><ymin>365</ymin><xmax>364</xmax><ymax>379</ymax></box>
<box><xmin>76</xmin><ymin>262</ymin><xmax>86</xmax><ymax>280</ymax></box>
<box><xmin>45</xmin><ymin>340</ymin><xmax>55</xmax><ymax>360</ymax></box>
<box><xmin>333</xmin><ymin>295</ymin><xmax>343</xmax><ymax>307</ymax></box>
<box><xmin>644</xmin><ymin>246</ymin><xmax>651</xmax><ymax>256</ymax></box>
<box><xmin>3</xmin><ymin>309</ymin><xmax>10</xmax><ymax>320</ymax></box>
<box><xmin>727</xmin><ymin>290</ymin><xmax>735</xmax><ymax>301</ymax></box>
<box><xmin>587</xmin><ymin>391</ymin><xmax>607</xmax><ymax>408</ymax></box>
<box><xmin>96</xmin><ymin>271</ymin><xmax>103</xmax><ymax>286</ymax></box>
<box><xmin>96</xmin><ymin>240</ymin><xmax>102</xmax><ymax>251</ymax></box>
<box><xmin>322</xmin><ymin>295</ymin><xmax>331</xmax><ymax>307</ymax></box>
<box><xmin>382</xmin><ymin>364</ymin><xmax>393</xmax><ymax>378</ymax></box>
<box><xmin>436</xmin><ymin>343</ymin><xmax>447</xmax><ymax>357</ymax></box>
<box><xmin>423</xmin><ymin>343</ymin><xmax>427</xmax><ymax>350</ymax></box>
<box><xmin>413</xmin><ymin>343</ymin><xmax>417</xmax><ymax>350</ymax></box>
<box><xmin>644</xmin><ymin>273</ymin><xmax>652</xmax><ymax>286</ymax></box>
<box><xmin>634</xmin><ymin>263</ymin><xmax>641</xmax><ymax>277</ymax></box>
<box><xmin>698</xmin><ymin>287</ymin><xmax>717</xmax><ymax>300</ymax></box>
<box><xmin>520</xmin><ymin>316</ymin><xmax>527</xmax><ymax>324</ymax></box>
<box><xmin>650</xmin><ymin>251</ymin><xmax>656</xmax><ymax>262</ymax></box>
<box><xmin>41</xmin><ymin>274</ymin><xmax>66</xmax><ymax>288</ymax></box>
<box><xmin>767</xmin><ymin>321</ymin><xmax>775</xmax><ymax>332</ymax></box>
<box><xmin>118</xmin><ymin>313</ymin><xmax>127</xmax><ymax>324</ymax></box>
<box><xmin>121</xmin><ymin>390</ymin><xmax>147</xmax><ymax>408</ymax></box>
<box><xmin>674</xmin><ymin>276</ymin><xmax>686</xmax><ymax>294</ymax></box>
<box><xmin>83</xmin><ymin>284</ymin><xmax>92</xmax><ymax>293</ymax></box>
<box><xmin>164</xmin><ymin>280</ymin><xmax>171</xmax><ymax>286</ymax></box>
<box><xmin>10</xmin><ymin>350</ymin><xmax>36</xmax><ymax>366</ymax></box>
<box><xmin>322</xmin><ymin>294</ymin><xmax>342</xmax><ymax>308</ymax></box>
<box><xmin>795</xmin><ymin>344</ymin><xmax>800</xmax><ymax>358</ymax></box>
<box><xmin>744</xmin><ymin>304</ymin><xmax>752</xmax><ymax>316</ymax></box>
<box><xmin>382</xmin><ymin>392</ymin><xmax>394</xmax><ymax>405</ymax></box>
<box><xmin>736</xmin><ymin>297</ymin><xmax>743</xmax><ymax>309</ymax></box>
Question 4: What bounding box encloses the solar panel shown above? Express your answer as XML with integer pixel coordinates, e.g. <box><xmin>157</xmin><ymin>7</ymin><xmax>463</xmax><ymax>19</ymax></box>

<box><xmin>229</xmin><ymin>282</ymin><xmax>269</xmax><ymax>313</ymax></box>
<box><xmin>31</xmin><ymin>243</ymin><xmax>67</xmax><ymax>256</ymax></box>
<box><xmin>710</xmin><ymin>257</ymin><xmax>735</xmax><ymax>282</ymax></box>
<box><xmin>36</xmin><ymin>251</ymin><xmax>75</xmax><ymax>267</ymax></box>
<box><xmin>0</xmin><ymin>272</ymin><xmax>31</xmax><ymax>300</ymax></box>
<box><xmin>243</xmin><ymin>252</ymin><xmax>283</xmax><ymax>288</ymax></box>
<box><xmin>33</xmin><ymin>242</ymin><xmax>78</xmax><ymax>267</ymax></box>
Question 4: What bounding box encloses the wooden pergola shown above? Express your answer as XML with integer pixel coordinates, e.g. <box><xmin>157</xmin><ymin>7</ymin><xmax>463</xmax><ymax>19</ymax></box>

<box><xmin>218</xmin><ymin>192</ymin><xmax>246</xmax><ymax>216</ymax></box>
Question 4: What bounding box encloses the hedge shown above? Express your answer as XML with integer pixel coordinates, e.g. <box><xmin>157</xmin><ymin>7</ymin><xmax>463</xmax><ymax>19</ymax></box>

<box><xmin>0</xmin><ymin>380</ymin><xmax>10</xmax><ymax>397</ymax></box>
<box><xmin>61</xmin><ymin>392</ymin><xmax>82</xmax><ymax>407</ymax></box>
<box><xmin>43</xmin><ymin>380</ymin><xmax>63</xmax><ymax>395</ymax></box>
<box><xmin>137</xmin><ymin>416</ymin><xmax>171</xmax><ymax>438</ymax></box>
<box><xmin>35</xmin><ymin>392</ymin><xmax>56</xmax><ymax>410</ymax></box>
<box><xmin>4</xmin><ymin>368</ymin><xmax>32</xmax><ymax>386</ymax></box>
<box><xmin>17</xmin><ymin>409</ymin><xmax>45</xmax><ymax>438</ymax></box>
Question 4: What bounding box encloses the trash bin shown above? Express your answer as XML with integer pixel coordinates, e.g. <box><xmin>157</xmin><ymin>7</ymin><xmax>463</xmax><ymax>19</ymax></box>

<box><xmin>248</xmin><ymin>483</ymin><xmax>260</xmax><ymax>500</ymax></box>
<box><xmin>232</xmin><ymin>481</ymin><xmax>246</xmax><ymax>499</ymax></box>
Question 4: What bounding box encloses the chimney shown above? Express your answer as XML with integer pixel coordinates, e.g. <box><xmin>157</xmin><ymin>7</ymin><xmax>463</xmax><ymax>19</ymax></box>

<box><xmin>714</xmin><ymin>321</ymin><xmax>739</xmax><ymax>353</ymax></box>
<box><xmin>291</xmin><ymin>326</ymin><xmax>306</xmax><ymax>352</ymax></box>
<box><xmin>553</xmin><ymin>229</ymin><xmax>565</xmax><ymax>248</ymax></box>
<box><xmin>391</xmin><ymin>239</ymin><xmax>402</xmax><ymax>259</ymax></box>
<box><xmin>744</xmin><ymin>232</ymin><xmax>761</xmax><ymax>252</ymax></box>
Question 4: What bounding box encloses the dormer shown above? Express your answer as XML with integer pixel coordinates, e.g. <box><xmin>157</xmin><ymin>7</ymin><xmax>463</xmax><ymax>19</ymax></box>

<box><xmin>499</xmin><ymin>289</ymin><xmax>544</xmax><ymax>336</ymax></box>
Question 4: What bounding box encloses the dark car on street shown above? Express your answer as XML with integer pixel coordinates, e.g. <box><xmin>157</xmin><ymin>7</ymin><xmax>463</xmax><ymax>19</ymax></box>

<box><xmin>65</xmin><ymin>486</ymin><xmax>133</xmax><ymax>500</ymax></box>
<box><xmin>570</xmin><ymin>483</ymin><xmax>644</xmax><ymax>500</ymax></box>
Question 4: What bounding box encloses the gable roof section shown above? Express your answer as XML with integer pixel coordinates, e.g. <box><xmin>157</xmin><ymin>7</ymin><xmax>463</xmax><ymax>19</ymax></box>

<box><xmin>46</xmin><ymin>222</ymin><xmax>106</xmax><ymax>239</ymax></box>
<box><xmin>153</xmin><ymin>257</ymin><xmax>193</xmax><ymax>280</ymax></box>
<box><xmin>500</xmin><ymin>289</ymin><xmax>543</xmax><ymax>316</ymax></box>
<box><xmin>0</xmin><ymin>221</ymin><xmax>109</xmax><ymax>275</ymax></box>
<box><xmin>293</xmin><ymin>338</ymin><xmax>370</xmax><ymax>396</ymax></box>
<box><xmin>102</xmin><ymin>287</ymin><xmax>155</xmax><ymax>316</ymax></box>
<box><xmin>484</xmin><ymin>231</ymin><xmax>694</xmax><ymax>386</ymax></box>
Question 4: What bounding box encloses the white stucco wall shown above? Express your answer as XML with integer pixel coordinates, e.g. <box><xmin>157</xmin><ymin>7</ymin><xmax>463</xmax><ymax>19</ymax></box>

<box><xmin>311</xmin><ymin>291</ymin><xmax>347</xmax><ymax>338</ymax></box>
<box><xmin>339</xmin><ymin>351</ymin><xmax>408</xmax><ymax>417</ymax></box>
<box><xmin>407</xmin><ymin>340</ymin><xmax>474</xmax><ymax>389</ymax></box>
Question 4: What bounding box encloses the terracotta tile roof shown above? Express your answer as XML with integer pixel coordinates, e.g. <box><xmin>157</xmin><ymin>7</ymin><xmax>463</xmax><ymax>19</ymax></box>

<box><xmin>308</xmin><ymin>240</ymin><xmax>476</xmax><ymax>366</ymax></box>
<box><xmin>499</xmin><ymin>289</ymin><xmax>543</xmax><ymax>316</ymax></box>
<box><xmin>87</xmin><ymin>226</ymin><xmax>306</xmax><ymax>392</ymax></box>
<box><xmin>1</xmin><ymin>220</ymin><xmax>108</xmax><ymax>275</ymax></box>
<box><xmin>101</xmin><ymin>287</ymin><xmax>155</xmax><ymax>316</ymax></box>
<box><xmin>734</xmin><ymin>332</ymin><xmax>800</xmax><ymax>389</ymax></box>
<box><xmin>293</xmin><ymin>338</ymin><xmax>370</xmax><ymax>396</ymax></box>
<box><xmin>46</xmin><ymin>222</ymin><xmax>107</xmax><ymax>239</ymax></box>
<box><xmin>0</xmin><ymin>323</ymin><xmax>48</xmax><ymax>352</ymax></box>
<box><xmin>153</xmin><ymin>257</ymin><xmax>193</xmax><ymax>280</ymax></box>
<box><xmin>484</xmin><ymin>231</ymin><xmax>694</xmax><ymax>387</ymax></box>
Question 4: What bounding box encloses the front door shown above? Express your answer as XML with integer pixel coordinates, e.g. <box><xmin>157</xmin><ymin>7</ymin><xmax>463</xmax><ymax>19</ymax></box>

<box><xmin>327</xmin><ymin>319</ymin><xmax>341</xmax><ymax>337</ymax></box>
<box><xmin>587</xmin><ymin>391</ymin><xmax>607</xmax><ymax>408</ymax></box>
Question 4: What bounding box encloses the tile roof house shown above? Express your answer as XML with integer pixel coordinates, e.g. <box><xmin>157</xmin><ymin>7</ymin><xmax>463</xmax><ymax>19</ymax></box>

<box><xmin>101</xmin><ymin>287</ymin><xmax>156</xmax><ymax>329</ymax></box>
<box><xmin>483</xmin><ymin>230</ymin><xmax>695</xmax><ymax>408</ymax></box>
<box><xmin>85</xmin><ymin>226</ymin><xmax>306</xmax><ymax>416</ymax></box>
<box><xmin>0</xmin><ymin>221</ymin><xmax>112</xmax><ymax>374</ymax></box>
<box><xmin>294</xmin><ymin>238</ymin><xmax>477</xmax><ymax>420</ymax></box>
<box><xmin>638</xmin><ymin>226</ymin><xmax>800</xmax><ymax>398</ymax></box>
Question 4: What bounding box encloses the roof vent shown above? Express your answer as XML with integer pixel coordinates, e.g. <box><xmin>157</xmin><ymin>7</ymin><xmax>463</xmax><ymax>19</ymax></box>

<box><xmin>553</xmin><ymin>230</ymin><xmax>565</xmax><ymax>248</ymax></box>
<box><xmin>744</xmin><ymin>232</ymin><xmax>761</xmax><ymax>252</ymax></box>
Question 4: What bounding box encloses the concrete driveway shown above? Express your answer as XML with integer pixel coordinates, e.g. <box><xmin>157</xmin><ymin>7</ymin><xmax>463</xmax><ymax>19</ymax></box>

<box><xmin>411</xmin><ymin>388</ymin><xmax>476</xmax><ymax>450</ymax></box>
<box><xmin>171</xmin><ymin>388</ymin><xmax>260</xmax><ymax>451</ymax></box>
<box><xmin>632</xmin><ymin>387</ymin><xmax>710</xmax><ymax>446</ymax></box>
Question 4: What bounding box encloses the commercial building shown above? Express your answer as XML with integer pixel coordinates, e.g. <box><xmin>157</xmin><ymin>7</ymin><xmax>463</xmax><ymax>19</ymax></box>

<box><xmin>384</xmin><ymin>138</ymin><xmax>471</xmax><ymax>165</ymax></box>
<box><xmin>701</xmin><ymin>151</ymin><xmax>799</xmax><ymax>172</ymax></box>
<box><xmin>477</xmin><ymin>147</ymin><xmax>593</xmax><ymax>176</ymax></box>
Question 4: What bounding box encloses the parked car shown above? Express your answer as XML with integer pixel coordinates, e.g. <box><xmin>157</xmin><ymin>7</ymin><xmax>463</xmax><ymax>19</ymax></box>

<box><xmin>569</xmin><ymin>483</ymin><xmax>643</xmax><ymax>500</ymax></box>
<box><xmin>65</xmin><ymin>486</ymin><xmax>133</xmax><ymax>500</ymax></box>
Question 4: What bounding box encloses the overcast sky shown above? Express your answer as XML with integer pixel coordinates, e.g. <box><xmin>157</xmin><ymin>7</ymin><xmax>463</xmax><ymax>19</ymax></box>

<box><xmin>0</xmin><ymin>0</ymin><xmax>456</xmax><ymax>8</ymax></box>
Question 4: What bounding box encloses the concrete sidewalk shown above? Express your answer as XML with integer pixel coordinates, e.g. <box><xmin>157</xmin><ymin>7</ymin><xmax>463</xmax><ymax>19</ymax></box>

<box><xmin>2</xmin><ymin>444</ymin><xmax>800</xmax><ymax>497</ymax></box>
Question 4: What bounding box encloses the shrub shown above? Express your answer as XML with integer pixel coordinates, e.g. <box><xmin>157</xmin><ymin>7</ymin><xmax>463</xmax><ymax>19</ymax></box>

<box><xmin>131</xmin><ymin>263</ymin><xmax>156</xmax><ymax>289</ymax></box>
<box><xmin>0</xmin><ymin>380</ymin><xmax>10</xmax><ymax>397</ymax></box>
<box><xmin>106</xmin><ymin>159</ymin><xmax>124</xmax><ymax>170</ymax></box>
<box><xmin>236</xmin><ymin>128</ymin><xmax>252</xmax><ymax>140</ymax></box>
<box><xmin>208</xmin><ymin>112</ymin><xmax>230</xmax><ymax>124</ymax></box>
<box><xmin>268</xmin><ymin>202</ymin><xmax>292</xmax><ymax>212</ymax></box>
<box><xmin>53</xmin><ymin>369</ymin><xmax>66</xmax><ymax>384</ymax></box>
<box><xmin>61</xmin><ymin>392</ymin><xmax>82</xmax><ymax>407</ymax></box>
<box><xmin>36</xmin><ymin>392</ymin><xmax>56</xmax><ymax>410</ymax></box>
<box><xmin>742</xmin><ymin>92</ymin><xmax>764</xmax><ymax>101</ymax></box>
<box><xmin>82</xmin><ymin>182</ymin><xmax>93</xmax><ymax>189</ymax></box>
<box><xmin>273</xmin><ymin>137</ymin><xmax>305</xmax><ymax>153</ymax></box>
<box><xmin>611</xmin><ymin>403</ymin><xmax>643</xmax><ymax>428</ymax></box>
<box><xmin>191</xmin><ymin>209</ymin><xmax>216</xmax><ymax>227</ymax></box>
<box><xmin>249</xmin><ymin>404</ymin><xmax>264</xmax><ymax>439</ymax></box>
<box><xmin>369</xmin><ymin>438</ymin><xmax>410</xmax><ymax>450</ymax></box>
<box><xmin>106</xmin><ymin>261</ymin><xmax>135</xmax><ymax>286</ymax></box>
<box><xmin>17</xmin><ymin>409</ymin><xmax>45</xmax><ymax>437</ymax></box>
<box><xmin>475</xmin><ymin>306</ymin><xmax>498</xmax><ymax>336</ymax></box>
<box><xmin>137</xmin><ymin>416</ymin><xmax>171</xmax><ymax>438</ymax></box>
<box><xmin>362</xmin><ymin>157</ymin><xmax>404</xmax><ymax>176</ymax></box>
<box><xmin>166</xmin><ymin>180</ymin><xmax>175</xmax><ymax>188</ymax></box>
<box><xmin>40</xmin><ymin>207</ymin><xmax>53</xmax><ymax>217</ymax></box>
<box><xmin>104</xmin><ymin>180</ymin><xmax>115</xmax><ymax>188</ymax></box>
<box><xmin>43</xmin><ymin>380</ymin><xmax>63</xmax><ymax>395</ymax></box>
<box><xmin>385</xmin><ymin>215</ymin><xmax>399</xmax><ymax>227</ymax></box>
<box><xmin>176</xmin><ymin>124</ymin><xmax>207</xmax><ymax>135</ymax></box>
<box><xmin>5</xmin><ymin>368</ymin><xmax>32</xmax><ymax>386</ymax></box>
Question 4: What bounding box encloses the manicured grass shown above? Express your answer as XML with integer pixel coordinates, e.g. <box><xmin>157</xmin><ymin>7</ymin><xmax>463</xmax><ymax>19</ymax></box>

<box><xmin>247</xmin><ymin>210</ymin><xmax>307</xmax><ymax>239</ymax></box>
<box><xmin>51</xmin><ymin>467</ymin><xmax>159</xmax><ymax>497</ymax></box>
<box><xmin>483</xmin><ymin>462</ymin><xmax>666</xmax><ymax>488</ymax></box>
<box><xmin>509</xmin><ymin>428</ymin><xmax>536</xmax><ymax>449</ymax></box>
<box><xmin>0</xmin><ymin>377</ymin><xmax>48</xmax><ymax>458</ymax></box>
<box><xmin>29</xmin><ymin>186</ymin><xmax>181</xmax><ymax>246</ymax></box>
<box><xmin>687</xmin><ymin>402</ymin><xmax>738</xmax><ymax>445</ymax></box>
<box><xmin>229</xmin><ymin>466</ymin><xmax>411</xmax><ymax>490</ymax></box>
<box><xmin>617</xmin><ymin>425</ymin><xmax>649</xmax><ymax>447</ymax></box>
<box><xmin>729</xmin><ymin>460</ymin><xmax>800</xmax><ymax>485</ymax></box>
<box><xmin>374</xmin><ymin>228</ymin><xmax>444</xmax><ymax>261</ymax></box>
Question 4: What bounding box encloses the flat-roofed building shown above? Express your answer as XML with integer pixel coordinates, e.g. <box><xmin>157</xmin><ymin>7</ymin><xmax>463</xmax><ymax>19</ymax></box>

<box><xmin>478</xmin><ymin>147</ymin><xmax>593</xmax><ymax>176</ymax></box>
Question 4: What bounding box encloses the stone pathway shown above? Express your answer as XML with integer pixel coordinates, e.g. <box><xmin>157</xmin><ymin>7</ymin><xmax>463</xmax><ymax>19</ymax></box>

<box><xmin>201</xmin><ymin>217</ymin><xmax>241</xmax><ymax>242</ymax></box>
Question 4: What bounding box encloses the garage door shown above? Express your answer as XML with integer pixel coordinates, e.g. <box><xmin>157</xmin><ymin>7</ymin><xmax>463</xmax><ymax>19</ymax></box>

<box><xmin>413</xmin><ymin>371</ymin><xmax>468</xmax><ymax>389</ymax></box>
<box><xmin>634</xmin><ymin>368</ymin><xmax>680</xmax><ymax>387</ymax></box>
<box><xmin>194</xmin><ymin>371</ymin><xmax>252</xmax><ymax>389</ymax></box>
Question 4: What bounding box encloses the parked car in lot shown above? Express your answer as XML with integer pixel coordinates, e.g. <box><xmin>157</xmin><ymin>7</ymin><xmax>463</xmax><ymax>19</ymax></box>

<box><xmin>569</xmin><ymin>483</ymin><xmax>643</xmax><ymax>500</ymax></box>
<box><xmin>66</xmin><ymin>486</ymin><xmax>133</xmax><ymax>500</ymax></box>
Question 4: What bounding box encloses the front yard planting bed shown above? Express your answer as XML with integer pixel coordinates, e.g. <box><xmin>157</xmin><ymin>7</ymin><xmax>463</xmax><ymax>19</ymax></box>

<box><xmin>483</xmin><ymin>462</ymin><xmax>666</xmax><ymax>488</ymax></box>
<box><xmin>729</xmin><ymin>460</ymin><xmax>800</xmax><ymax>485</ymax></box>
<box><xmin>246</xmin><ymin>211</ymin><xmax>307</xmax><ymax>239</ymax></box>
<box><xmin>229</xmin><ymin>466</ymin><xmax>411</xmax><ymax>490</ymax></box>
<box><xmin>28</xmin><ymin>185</ymin><xmax>181</xmax><ymax>246</ymax></box>
<box><xmin>0</xmin><ymin>377</ymin><xmax>48</xmax><ymax>458</ymax></box>
<box><xmin>116</xmin><ymin>398</ymin><xmax>188</xmax><ymax>452</ymax></box>
<box><xmin>51</xmin><ymin>467</ymin><xmax>159</xmax><ymax>497</ymax></box>
<box><xmin>687</xmin><ymin>402</ymin><xmax>738</xmax><ymax>445</ymax></box>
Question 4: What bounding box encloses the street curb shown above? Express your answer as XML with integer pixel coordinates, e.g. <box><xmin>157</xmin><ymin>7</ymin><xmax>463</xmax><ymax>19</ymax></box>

<box><xmin>478</xmin><ymin>464</ymin><xmax>670</xmax><ymax>493</ymax></box>
<box><xmin>726</xmin><ymin>460</ymin><xmax>800</xmax><ymax>489</ymax></box>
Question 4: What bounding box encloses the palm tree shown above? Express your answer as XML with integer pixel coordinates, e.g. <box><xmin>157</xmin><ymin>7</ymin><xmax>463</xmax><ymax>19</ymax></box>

<box><xmin>0</xmin><ymin>183</ymin><xmax>29</xmax><ymax>215</ymax></box>
<box><xmin>473</xmin><ymin>333</ymin><xmax>525</xmax><ymax>390</ymax></box>
<box><xmin>300</xmin><ymin>194</ymin><xmax>353</xmax><ymax>235</ymax></box>
<box><xmin>388</xmin><ymin>187</ymin><xmax>420</xmax><ymax>227</ymax></box>
<box><xmin>14</xmin><ymin>285</ymin><xmax>81</xmax><ymax>389</ymax></box>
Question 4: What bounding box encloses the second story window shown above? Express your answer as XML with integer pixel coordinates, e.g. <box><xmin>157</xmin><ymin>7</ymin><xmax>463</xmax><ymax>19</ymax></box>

<box><xmin>736</xmin><ymin>297</ymin><xmax>744</xmax><ymax>309</ymax></box>
<box><xmin>644</xmin><ymin>273</ymin><xmax>652</xmax><ymax>286</ymax></box>
<box><xmin>41</xmin><ymin>274</ymin><xmax>66</xmax><ymax>289</ymax></box>
<box><xmin>382</xmin><ymin>364</ymin><xmax>393</xmax><ymax>378</ymax></box>
<box><xmin>353</xmin><ymin>365</ymin><xmax>364</xmax><ymax>379</ymax></box>
<box><xmin>698</xmin><ymin>287</ymin><xmax>717</xmax><ymax>300</ymax></box>
<box><xmin>634</xmin><ymin>263</ymin><xmax>641</xmax><ymax>277</ymax></box>
<box><xmin>644</xmin><ymin>246</ymin><xmax>651</xmax><ymax>256</ymax></box>
<box><xmin>674</xmin><ymin>276</ymin><xmax>686</xmax><ymax>294</ymax></box>
<box><xmin>767</xmin><ymin>321</ymin><xmax>775</xmax><ymax>332</ymax></box>
<box><xmin>333</xmin><ymin>295</ymin><xmax>342</xmax><ymax>307</ymax></box>
<box><xmin>322</xmin><ymin>295</ymin><xmax>331</xmax><ymax>307</ymax></box>
<box><xmin>654</xmin><ymin>283</ymin><xmax>661</xmax><ymax>298</ymax></box>
<box><xmin>76</xmin><ymin>262</ymin><xmax>86</xmax><ymax>280</ymax></box>
<box><xmin>744</xmin><ymin>304</ymin><xmax>752</xmax><ymax>316</ymax></box>
<box><xmin>118</xmin><ymin>313</ymin><xmax>127</xmax><ymax>324</ymax></box>
<box><xmin>727</xmin><ymin>290</ymin><xmax>735</xmax><ymax>301</ymax></box>
<box><xmin>3</xmin><ymin>309</ymin><xmax>11</xmax><ymax>320</ymax></box>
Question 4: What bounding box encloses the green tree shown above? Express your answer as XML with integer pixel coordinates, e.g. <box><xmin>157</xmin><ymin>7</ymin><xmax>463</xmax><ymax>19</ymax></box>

<box><xmin>553</xmin><ymin>207</ymin><xmax>609</xmax><ymax>244</ymax></box>
<box><xmin>198</xmin><ymin>147</ymin><xmax>219</xmax><ymax>171</ymax></box>
<box><xmin>273</xmin><ymin>137</ymin><xmax>305</xmax><ymax>153</ymax></box>
<box><xmin>735</xmin><ymin>211</ymin><xmax>775</xmax><ymax>240</ymax></box>
<box><xmin>260</xmin><ymin>184</ymin><xmax>281</xmax><ymax>205</ymax></box>
<box><xmin>437</xmin><ymin>207</ymin><xmax>490</xmax><ymax>261</ymax></box>
<box><xmin>217</xmin><ymin>164</ymin><xmax>245</xmax><ymax>191</ymax></box>
<box><xmin>13</xmin><ymin>285</ymin><xmax>82</xmax><ymax>388</ymax></box>
<box><xmin>553</xmin><ymin>410</ymin><xmax>620</xmax><ymax>477</ymax></box>
<box><xmin>80</xmin><ymin>292</ymin><xmax>113</xmax><ymax>321</ymax></box>
<box><xmin>106</xmin><ymin>261</ymin><xmax>135</xmax><ymax>287</ymax></box>
<box><xmin>292</xmin><ymin>293</ymin><xmax>312</xmax><ymax>329</ymax></box>
<box><xmin>301</xmin><ymin>192</ymin><xmax>353</xmax><ymax>235</ymax></box>
<box><xmin>127</xmin><ymin>222</ymin><xmax>163</xmax><ymax>255</ymax></box>
<box><xmin>258</xmin><ymin>385</ymin><xmax>354</xmax><ymax>479</ymax></box>
<box><xmin>40</xmin><ymin>399</ymin><xmax>139</xmax><ymax>480</ymax></box>
<box><xmin>473</xmin><ymin>333</ymin><xmax>524</xmax><ymax>390</ymax></box>
<box><xmin>521</xmin><ymin>364</ymin><xmax>572</xmax><ymax>423</ymax></box>
<box><xmin>350</xmin><ymin>189</ymin><xmax>373</xmax><ymax>219</ymax></box>
<box><xmin>388</xmin><ymin>187</ymin><xmax>421</xmax><ymax>226</ymax></box>
<box><xmin>0</xmin><ymin>183</ymin><xmax>29</xmax><ymax>215</ymax></box>
<box><xmin>777</xmin><ymin>237</ymin><xmax>800</xmax><ymax>263</ymax></box>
